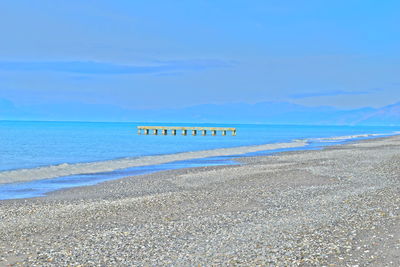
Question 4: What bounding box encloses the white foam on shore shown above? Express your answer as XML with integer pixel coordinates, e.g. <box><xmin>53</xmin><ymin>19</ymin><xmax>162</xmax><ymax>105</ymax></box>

<box><xmin>0</xmin><ymin>140</ymin><xmax>307</xmax><ymax>184</ymax></box>
<box><xmin>1</xmin><ymin>131</ymin><xmax>399</xmax><ymax>185</ymax></box>
<box><xmin>307</xmin><ymin>133</ymin><xmax>389</xmax><ymax>142</ymax></box>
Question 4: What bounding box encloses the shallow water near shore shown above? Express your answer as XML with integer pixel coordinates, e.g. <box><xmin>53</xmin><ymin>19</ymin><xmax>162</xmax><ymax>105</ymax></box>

<box><xmin>1</xmin><ymin>121</ymin><xmax>400</xmax><ymax>200</ymax></box>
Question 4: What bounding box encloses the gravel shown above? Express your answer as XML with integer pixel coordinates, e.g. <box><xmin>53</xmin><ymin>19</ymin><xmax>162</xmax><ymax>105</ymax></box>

<box><xmin>1</xmin><ymin>136</ymin><xmax>400</xmax><ymax>266</ymax></box>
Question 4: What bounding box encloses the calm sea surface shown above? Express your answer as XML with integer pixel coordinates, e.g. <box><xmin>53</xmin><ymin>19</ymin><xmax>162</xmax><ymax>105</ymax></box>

<box><xmin>1</xmin><ymin>121</ymin><xmax>399</xmax><ymax>199</ymax></box>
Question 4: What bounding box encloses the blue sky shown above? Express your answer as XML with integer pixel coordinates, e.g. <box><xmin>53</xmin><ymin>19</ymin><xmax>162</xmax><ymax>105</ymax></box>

<box><xmin>0</xmin><ymin>0</ymin><xmax>399</xmax><ymax>110</ymax></box>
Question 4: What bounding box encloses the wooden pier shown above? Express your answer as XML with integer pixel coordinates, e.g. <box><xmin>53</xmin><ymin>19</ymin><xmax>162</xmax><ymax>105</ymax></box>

<box><xmin>137</xmin><ymin>126</ymin><xmax>236</xmax><ymax>136</ymax></box>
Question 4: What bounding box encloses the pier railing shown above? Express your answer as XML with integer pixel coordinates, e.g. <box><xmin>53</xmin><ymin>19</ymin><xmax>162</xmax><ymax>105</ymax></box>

<box><xmin>137</xmin><ymin>126</ymin><xmax>236</xmax><ymax>136</ymax></box>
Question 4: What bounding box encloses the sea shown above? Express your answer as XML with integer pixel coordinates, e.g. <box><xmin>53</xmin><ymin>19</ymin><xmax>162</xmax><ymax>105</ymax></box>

<box><xmin>1</xmin><ymin>121</ymin><xmax>399</xmax><ymax>200</ymax></box>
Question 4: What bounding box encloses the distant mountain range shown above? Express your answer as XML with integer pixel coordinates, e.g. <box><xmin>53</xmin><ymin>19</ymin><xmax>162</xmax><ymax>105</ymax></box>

<box><xmin>1</xmin><ymin>98</ymin><xmax>399</xmax><ymax>126</ymax></box>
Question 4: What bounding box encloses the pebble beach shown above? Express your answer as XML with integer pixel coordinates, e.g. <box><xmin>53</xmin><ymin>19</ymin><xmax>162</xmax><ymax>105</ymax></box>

<box><xmin>1</xmin><ymin>136</ymin><xmax>400</xmax><ymax>266</ymax></box>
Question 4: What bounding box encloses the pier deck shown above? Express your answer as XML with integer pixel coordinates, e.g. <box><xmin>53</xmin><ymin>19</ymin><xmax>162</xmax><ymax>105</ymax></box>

<box><xmin>137</xmin><ymin>126</ymin><xmax>236</xmax><ymax>136</ymax></box>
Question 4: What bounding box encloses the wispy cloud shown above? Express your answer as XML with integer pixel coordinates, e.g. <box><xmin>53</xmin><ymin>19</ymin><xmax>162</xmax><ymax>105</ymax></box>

<box><xmin>0</xmin><ymin>59</ymin><xmax>233</xmax><ymax>75</ymax></box>
<box><xmin>290</xmin><ymin>89</ymin><xmax>382</xmax><ymax>99</ymax></box>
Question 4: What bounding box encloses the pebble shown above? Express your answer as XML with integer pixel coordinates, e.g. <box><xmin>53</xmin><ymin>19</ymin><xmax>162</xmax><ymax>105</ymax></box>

<box><xmin>0</xmin><ymin>136</ymin><xmax>400</xmax><ymax>266</ymax></box>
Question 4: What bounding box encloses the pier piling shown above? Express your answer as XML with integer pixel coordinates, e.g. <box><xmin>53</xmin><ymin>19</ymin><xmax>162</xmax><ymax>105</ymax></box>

<box><xmin>137</xmin><ymin>126</ymin><xmax>236</xmax><ymax>137</ymax></box>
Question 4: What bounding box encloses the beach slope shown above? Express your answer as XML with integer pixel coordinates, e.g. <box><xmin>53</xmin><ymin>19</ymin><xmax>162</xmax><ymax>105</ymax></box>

<box><xmin>1</xmin><ymin>136</ymin><xmax>400</xmax><ymax>266</ymax></box>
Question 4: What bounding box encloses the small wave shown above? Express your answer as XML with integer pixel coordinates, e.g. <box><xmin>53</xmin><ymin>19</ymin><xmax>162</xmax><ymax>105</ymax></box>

<box><xmin>308</xmin><ymin>133</ymin><xmax>389</xmax><ymax>143</ymax></box>
<box><xmin>2</xmin><ymin>131</ymin><xmax>399</xmax><ymax>185</ymax></box>
<box><xmin>0</xmin><ymin>140</ymin><xmax>307</xmax><ymax>184</ymax></box>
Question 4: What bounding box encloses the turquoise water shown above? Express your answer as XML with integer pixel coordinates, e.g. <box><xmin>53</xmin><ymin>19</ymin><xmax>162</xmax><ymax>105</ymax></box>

<box><xmin>0</xmin><ymin>121</ymin><xmax>399</xmax><ymax>199</ymax></box>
